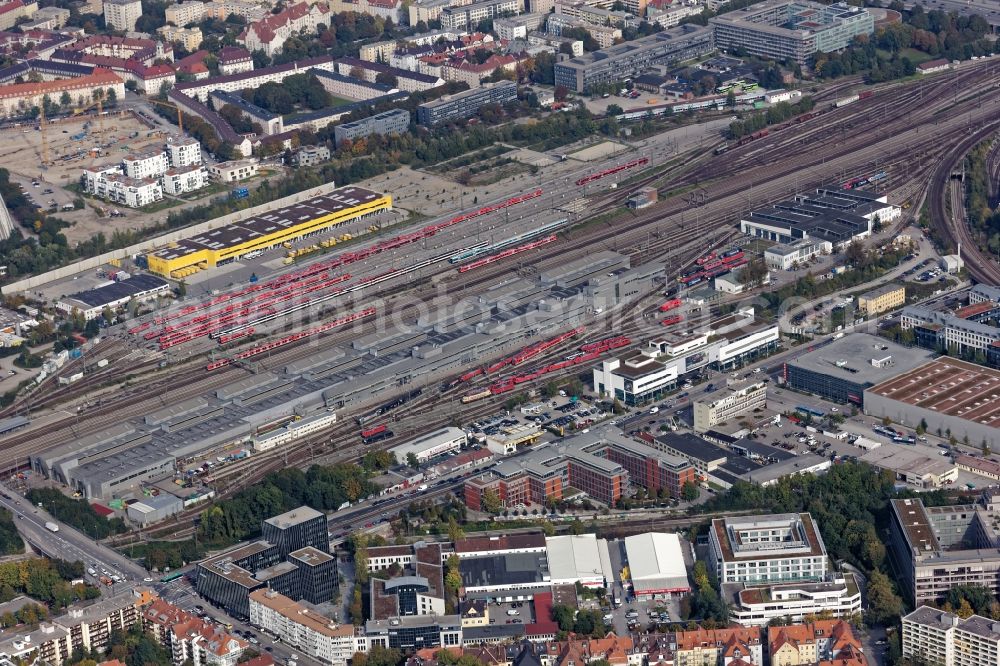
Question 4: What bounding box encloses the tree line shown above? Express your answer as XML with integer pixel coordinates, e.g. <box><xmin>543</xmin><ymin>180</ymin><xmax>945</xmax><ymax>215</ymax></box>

<box><xmin>197</xmin><ymin>463</ymin><xmax>377</xmax><ymax>546</ymax></box>
<box><xmin>26</xmin><ymin>488</ymin><xmax>127</xmax><ymax>539</ymax></box>
<box><xmin>727</xmin><ymin>96</ymin><xmax>815</xmax><ymax>139</ymax></box>
<box><xmin>0</xmin><ymin>558</ymin><xmax>101</xmax><ymax>611</ymax></box>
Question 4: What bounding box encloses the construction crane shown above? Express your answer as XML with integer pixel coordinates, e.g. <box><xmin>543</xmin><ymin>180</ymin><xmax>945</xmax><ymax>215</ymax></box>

<box><xmin>146</xmin><ymin>98</ymin><xmax>184</xmax><ymax>132</ymax></box>
<box><xmin>39</xmin><ymin>91</ymin><xmax>108</xmax><ymax>166</ymax></box>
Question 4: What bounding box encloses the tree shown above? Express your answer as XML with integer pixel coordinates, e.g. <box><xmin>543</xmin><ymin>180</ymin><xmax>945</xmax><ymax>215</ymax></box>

<box><xmin>726</xmin><ymin>89</ymin><xmax>736</xmax><ymax>107</ymax></box>
<box><xmin>375</xmin><ymin>71</ymin><xmax>398</xmax><ymax>87</ymax></box>
<box><xmin>554</xmin><ymin>84</ymin><xmax>569</xmax><ymax>101</ymax></box>
<box><xmin>406</xmin><ymin>452</ymin><xmax>420</xmax><ymax>469</ymax></box>
<box><xmin>447</xmin><ymin>517</ymin><xmax>464</xmax><ymax>543</ymax></box>
<box><xmin>481</xmin><ymin>488</ymin><xmax>502</xmax><ymax>515</ymax></box>
<box><xmin>551</xmin><ymin>603</ymin><xmax>575</xmax><ymax>631</ymax></box>
<box><xmin>681</xmin><ymin>481</ymin><xmax>700</xmax><ymax>501</ymax></box>
<box><xmin>606</xmin><ymin>103</ymin><xmax>623</xmax><ymax>116</ymax></box>
<box><xmin>365</xmin><ymin>646</ymin><xmax>402</xmax><ymax>666</ymax></box>
<box><xmin>865</xmin><ymin>571</ymin><xmax>903</xmax><ymax>626</ymax></box>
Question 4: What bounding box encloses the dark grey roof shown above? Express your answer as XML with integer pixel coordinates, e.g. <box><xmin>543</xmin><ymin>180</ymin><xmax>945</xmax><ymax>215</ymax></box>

<box><xmin>67</xmin><ymin>274</ymin><xmax>169</xmax><ymax>308</ymax></box>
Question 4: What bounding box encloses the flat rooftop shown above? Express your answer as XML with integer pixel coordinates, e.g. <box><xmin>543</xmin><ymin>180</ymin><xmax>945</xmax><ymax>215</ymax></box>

<box><xmin>867</xmin><ymin>357</ymin><xmax>1000</xmax><ymax>427</ymax></box>
<box><xmin>788</xmin><ymin>333</ymin><xmax>934</xmax><ymax>385</ymax></box>
<box><xmin>63</xmin><ymin>274</ymin><xmax>169</xmax><ymax>308</ymax></box>
<box><xmin>264</xmin><ymin>505</ymin><xmax>324</xmax><ymax>530</ymax></box>
<box><xmin>891</xmin><ymin>498</ymin><xmax>939</xmax><ymax>553</ymax></box>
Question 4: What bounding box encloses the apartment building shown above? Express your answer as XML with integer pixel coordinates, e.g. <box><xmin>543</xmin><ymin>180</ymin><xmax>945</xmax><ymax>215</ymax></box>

<box><xmin>239</xmin><ymin>2</ymin><xmax>329</xmax><ymax>56</ymax></box>
<box><xmin>165</xmin><ymin>1</ymin><xmax>205</xmax><ymax>25</ymax></box>
<box><xmin>162</xmin><ymin>165</ymin><xmax>209</xmax><ymax>195</ymax></box>
<box><xmin>291</xmin><ymin>145</ymin><xmax>330</xmax><ymax>167</ymax></box>
<box><xmin>674</xmin><ymin>626</ymin><xmax>763</xmax><ymax>666</ymax></box>
<box><xmin>84</xmin><ymin>168</ymin><xmax>164</xmax><ymax>208</ymax></box>
<box><xmin>693</xmin><ymin>382</ymin><xmax>767</xmax><ymax>433</ymax></box>
<box><xmin>708</xmin><ymin>513</ymin><xmax>829</xmax><ymax>585</ymax></box>
<box><xmin>171</xmin><ymin>616</ymin><xmax>247</xmax><ymax>666</ymax></box>
<box><xmin>204</xmin><ymin>0</ymin><xmax>266</xmax><ymax>21</ymax></box>
<box><xmin>440</xmin><ymin>0</ymin><xmax>521</xmax><ymax>31</ymax></box>
<box><xmin>123</xmin><ymin>150</ymin><xmax>169</xmax><ymax>180</ymax></box>
<box><xmin>417</xmin><ymin>80</ymin><xmax>517</xmax><ymax>125</ymax></box>
<box><xmin>903</xmin><ymin>606</ymin><xmax>1000</xmax><ymax>666</ymax></box>
<box><xmin>157</xmin><ymin>25</ymin><xmax>203</xmax><ymax>51</ymax></box>
<box><xmin>249</xmin><ymin>590</ymin><xmax>357</xmax><ymax>666</ymax></box>
<box><xmin>547</xmin><ymin>15</ymin><xmax>621</xmax><ymax>48</ymax></box>
<box><xmin>167</xmin><ymin>136</ymin><xmax>203</xmax><ymax>168</ymax></box>
<box><xmin>218</xmin><ymin>46</ymin><xmax>254</xmax><ymax>75</ymax></box>
<box><xmin>769</xmin><ymin>619</ymin><xmax>866</xmax><ymax>666</ymax></box>
<box><xmin>710</xmin><ymin>0</ymin><xmax>874</xmax><ymax>65</ymax></box>
<box><xmin>857</xmin><ymin>284</ymin><xmax>905</xmax><ymax>316</ymax></box>
<box><xmin>209</xmin><ymin>159</ymin><xmax>258</xmax><ymax>182</ymax></box>
<box><xmin>333</xmin><ymin>108</ymin><xmax>410</xmax><ymax>144</ymax></box>
<box><xmin>0</xmin><ymin>69</ymin><xmax>125</xmax><ymax>119</ymax></box>
<box><xmin>103</xmin><ymin>0</ymin><xmax>141</xmax><ymax>30</ymax></box>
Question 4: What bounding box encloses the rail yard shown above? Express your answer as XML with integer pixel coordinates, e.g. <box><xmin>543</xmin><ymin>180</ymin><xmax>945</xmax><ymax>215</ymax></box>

<box><xmin>1</xmin><ymin>55</ymin><xmax>1000</xmax><ymax>553</ymax></box>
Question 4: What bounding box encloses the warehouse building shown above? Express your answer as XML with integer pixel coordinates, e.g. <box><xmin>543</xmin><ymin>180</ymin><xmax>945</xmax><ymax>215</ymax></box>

<box><xmin>858</xmin><ymin>283</ymin><xmax>906</xmax><ymax>316</ymax></box>
<box><xmin>708</xmin><ymin>513</ymin><xmax>828</xmax><ymax>585</ymax></box>
<box><xmin>554</xmin><ymin>25</ymin><xmax>712</xmax><ymax>93</ymax></box>
<box><xmin>417</xmin><ymin>80</ymin><xmax>518</xmax><ymax>126</ymax></box>
<box><xmin>390</xmin><ymin>427</ymin><xmax>468</xmax><ymax>465</ymax></box>
<box><xmin>545</xmin><ymin>534</ymin><xmax>613</xmax><ymax>588</ymax></box>
<box><xmin>622</xmin><ymin>532</ymin><xmax>690</xmax><ymax>599</ymax></box>
<box><xmin>710</xmin><ymin>0</ymin><xmax>874</xmax><ymax>65</ymax></box>
<box><xmin>858</xmin><ymin>445</ymin><xmax>957</xmax><ymax>488</ymax></box>
<box><xmin>864</xmin><ymin>357</ymin><xmax>1000</xmax><ymax>450</ymax></box>
<box><xmin>783</xmin><ymin>333</ymin><xmax>934</xmax><ymax>407</ymax></box>
<box><xmin>146</xmin><ymin>186</ymin><xmax>391</xmax><ymax>277</ymax></box>
<box><xmin>56</xmin><ymin>274</ymin><xmax>170</xmax><ymax>321</ymax></box>
<box><xmin>889</xmin><ymin>495</ymin><xmax>1000</xmax><ymax>604</ymax></box>
<box><xmin>125</xmin><ymin>492</ymin><xmax>183</xmax><ymax>525</ymax></box>
<box><xmin>459</xmin><ymin>551</ymin><xmax>551</xmax><ymax>594</ymax></box>
<box><xmin>740</xmin><ymin>186</ymin><xmax>898</xmax><ymax>248</ymax></box>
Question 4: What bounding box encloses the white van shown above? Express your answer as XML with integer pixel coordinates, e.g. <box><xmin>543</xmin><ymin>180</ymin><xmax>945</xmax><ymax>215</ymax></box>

<box><xmin>507</xmin><ymin>610</ymin><xmax>520</xmax><ymax>616</ymax></box>
<box><xmin>649</xmin><ymin>406</ymin><xmax>659</xmax><ymax>414</ymax></box>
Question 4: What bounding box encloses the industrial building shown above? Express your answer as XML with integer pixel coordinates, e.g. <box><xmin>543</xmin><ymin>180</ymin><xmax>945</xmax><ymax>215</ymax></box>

<box><xmin>390</xmin><ymin>428</ymin><xmax>468</xmax><ymax>464</ymax></box>
<box><xmin>56</xmin><ymin>274</ymin><xmax>171</xmax><ymax>321</ymax></box>
<box><xmin>710</xmin><ymin>0</ymin><xmax>874</xmax><ymax>65</ymax></box>
<box><xmin>693</xmin><ymin>382</ymin><xmax>767</xmax><ymax>433</ymax></box>
<box><xmin>857</xmin><ymin>284</ymin><xmax>906</xmax><ymax>316</ymax></box>
<box><xmin>889</xmin><ymin>494</ymin><xmax>1000</xmax><ymax>604</ymax></box>
<box><xmin>38</xmin><ymin>251</ymin><xmax>643</xmax><ymax>501</ymax></box>
<box><xmin>903</xmin><ymin>605</ymin><xmax>1000</xmax><ymax>666</ymax></box>
<box><xmin>622</xmin><ymin>532</ymin><xmax>690</xmax><ymax>599</ymax></box>
<box><xmin>125</xmin><ymin>492</ymin><xmax>183</xmax><ymax>525</ymax></box>
<box><xmin>858</xmin><ymin>445</ymin><xmax>957</xmax><ymax>488</ymax></box>
<box><xmin>708</xmin><ymin>513</ymin><xmax>828</xmax><ymax>585</ymax></box>
<box><xmin>464</xmin><ymin>428</ymin><xmax>695</xmax><ymax>510</ymax></box>
<box><xmin>724</xmin><ymin>574</ymin><xmax>863</xmax><ymax>627</ymax></box>
<box><xmin>783</xmin><ymin>333</ymin><xmax>934</xmax><ymax>407</ymax></box>
<box><xmin>739</xmin><ymin>186</ymin><xmax>899</xmax><ymax>248</ymax></box>
<box><xmin>764</xmin><ymin>238</ymin><xmax>832</xmax><ymax>271</ymax></box>
<box><xmin>864</xmin><ymin>357</ymin><xmax>1000</xmax><ymax>450</ymax></box>
<box><xmin>145</xmin><ymin>186</ymin><xmax>391</xmax><ymax>277</ymax></box>
<box><xmin>195</xmin><ymin>506</ymin><xmax>334</xmax><ymax>619</ymax></box>
<box><xmin>417</xmin><ymin>80</ymin><xmax>518</xmax><ymax>126</ymax></box>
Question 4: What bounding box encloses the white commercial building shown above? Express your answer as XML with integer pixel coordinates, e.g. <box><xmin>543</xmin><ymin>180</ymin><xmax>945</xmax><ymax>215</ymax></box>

<box><xmin>545</xmin><ymin>534</ymin><xmax>613</xmax><ymax>588</ymax></box>
<box><xmin>167</xmin><ymin>137</ymin><xmax>203</xmax><ymax>168</ymax></box>
<box><xmin>693</xmin><ymin>382</ymin><xmax>767</xmax><ymax>433</ymax></box>
<box><xmin>593</xmin><ymin>352</ymin><xmax>678</xmax><ymax>407</ymax></box>
<box><xmin>764</xmin><ymin>239</ymin><xmax>833</xmax><ymax>270</ymax></box>
<box><xmin>903</xmin><ymin>605</ymin><xmax>1000</xmax><ymax>666</ymax></box>
<box><xmin>162</xmin><ymin>165</ymin><xmax>209</xmax><ymax>195</ymax></box>
<box><xmin>623</xmin><ymin>532</ymin><xmax>690</xmax><ymax>599</ymax></box>
<box><xmin>103</xmin><ymin>0</ymin><xmax>142</xmax><ymax>30</ymax></box>
<box><xmin>249</xmin><ymin>589</ymin><xmax>358</xmax><ymax>666</ymax></box>
<box><xmin>122</xmin><ymin>150</ymin><xmax>169</xmax><ymax>180</ymax></box>
<box><xmin>390</xmin><ymin>427</ymin><xmax>467</xmax><ymax>464</ymax></box>
<box><xmin>725</xmin><ymin>574</ymin><xmax>863</xmax><ymax>627</ymax></box>
<box><xmin>253</xmin><ymin>411</ymin><xmax>338</xmax><ymax>452</ymax></box>
<box><xmin>708</xmin><ymin>513</ymin><xmax>828</xmax><ymax>585</ymax></box>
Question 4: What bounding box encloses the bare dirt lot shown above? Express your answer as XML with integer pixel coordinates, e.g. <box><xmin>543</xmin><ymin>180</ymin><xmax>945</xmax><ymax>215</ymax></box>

<box><xmin>567</xmin><ymin>140</ymin><xmax>629</xmax><ymax>162</ymax></box>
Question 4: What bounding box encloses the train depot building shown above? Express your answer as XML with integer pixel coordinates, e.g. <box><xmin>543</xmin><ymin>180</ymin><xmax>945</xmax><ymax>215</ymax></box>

<box><xmin>146</xmin><ymin>186</ymin><xmax>391</xmax><ymax>278</ymax></box>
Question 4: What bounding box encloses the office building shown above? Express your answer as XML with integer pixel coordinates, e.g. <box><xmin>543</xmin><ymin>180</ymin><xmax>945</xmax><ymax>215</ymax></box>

<box><xmin>708</xmin><ymin>513</ymin><xmax>828</xmax><ymax>585</ymax></box>
<box><xmin>724</xmin><ymin>574</ymin><xmax>863</xmax><ymax>627</ymax></box>
<box><xmin>783</xmin><ymin>333</ymin><xmax>934</xmax><ymax>408</ymax></box>
<box><xmin>693</xmin><ymin>382</ymin><xmax>767</xmax><ymax>433</ymax></box>
<box><xmin>195</xmin><ymin>506</ymin><xmax>333</xmax><ymax>619</ymax></box>
<box><xmin>417</xmin><ymin>80</ymin><xmax>518</xmax><ymax>125</ymax></box>
<box><xmin>888</xmin><ymin>495</ymin><xmax>1000</xmax><ymax>604</ymax></box>
<box><xmin>390</xmin><ymin>427</ymin><xmax>468</xmax><ymax>465</ymax></box>
<box><xmin>364</xmin><ymin>615</ymin><xmax>462</xmax><ymax>651</ymax></box>
<box><xmin>857</xmin><ymin>284</ymin><xmax>905</xmax><ymax>316</ymax></box>
<box><xmin>710</xmin><ymin>0</ymin><xmax>874</xmax><ymax>65</ymax></box>
<box><xmin>901</xmin><ymin>301</ymin><xmax>1000</xmax><ymax>355</ymax></box>
<box><xmin>865</xmin><ymin>357</ymin><xmax>1000</xmax><ymax>451</ymax></box>
<box><xmin>249</xmin><ymin>590</ymin><xmax>356</xmax><ymax>666</ymax></box>
<box><xmin>592</xmin><ymin>350</ymin><xmax>677</xmax><ymax>406</ymax></box>
<box><xmin>439</xmin><ymin>0</ymin><xmax>521</xmax><ymax>31</ymax></box>
<box><xmin>554</xmin><ymin>24</ymin><xmax>712</xmax><ymax>93</ymax></box>
<box><xmin>903</xmin><ymin>605</ymin><xmax>1000</xmax><ymax>666</ymax></box>
<box><xmin>333</xmin><ymin>109</ymin><xmax>410</xmax><ymax>144</ymax></box>
<box><xmin>103</xmin><ymin>0</ymin><xmax>142</xmax><ymax>30</ymax></box>
<box><xmin>464</xmin><ymin>428</ymin><xmax>695</xmax><ymax>510</ymax></box>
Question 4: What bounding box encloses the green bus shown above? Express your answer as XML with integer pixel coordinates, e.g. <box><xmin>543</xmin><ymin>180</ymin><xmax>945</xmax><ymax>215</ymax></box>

<box><xmin>161</xmin><ymin>571</ymin><xmax>184</xmax><ymax>583</ymax></box>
